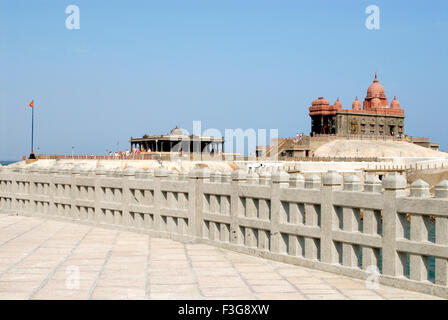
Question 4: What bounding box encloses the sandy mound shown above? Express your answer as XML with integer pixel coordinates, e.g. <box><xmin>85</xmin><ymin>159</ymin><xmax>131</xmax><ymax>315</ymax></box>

<box><xmin>314</xmin><ymin>139</ymin><xmax>448</xmax><ymax>158</ymax></box>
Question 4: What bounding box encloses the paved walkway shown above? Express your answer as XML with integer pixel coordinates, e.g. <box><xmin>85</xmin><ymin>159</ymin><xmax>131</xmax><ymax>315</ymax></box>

<box><xmin>0</xmin><ymin>215</ymin><xmax>441</xmax><ymax>300</ymax></box>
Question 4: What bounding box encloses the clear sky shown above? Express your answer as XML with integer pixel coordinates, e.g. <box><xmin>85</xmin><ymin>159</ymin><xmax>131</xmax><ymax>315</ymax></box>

<box><xmin>1</xmin><ymin>0</ymin><xmax>447</xmax><ymax>160</ymax></box>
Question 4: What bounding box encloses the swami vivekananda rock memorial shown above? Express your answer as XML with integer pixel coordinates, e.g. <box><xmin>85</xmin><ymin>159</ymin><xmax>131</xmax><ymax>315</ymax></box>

<box><xmin>1</xmin><ymin>74</ymin><xmax>448</xmax><ymax>300</ymax></box>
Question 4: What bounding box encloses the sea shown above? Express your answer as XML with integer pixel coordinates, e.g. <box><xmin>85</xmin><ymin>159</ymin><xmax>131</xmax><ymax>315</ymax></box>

<box><xmin>0</xmin><ymin>160</ymin><xmax>18</xmax><ymax>166</ymax></box>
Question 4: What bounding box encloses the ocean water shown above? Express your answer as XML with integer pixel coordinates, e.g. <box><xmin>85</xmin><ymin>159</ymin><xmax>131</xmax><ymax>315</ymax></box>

<box><xmin>0</xmin><ymin>160</ymin><xmax>18</xmax><ymax>166</ymax></box>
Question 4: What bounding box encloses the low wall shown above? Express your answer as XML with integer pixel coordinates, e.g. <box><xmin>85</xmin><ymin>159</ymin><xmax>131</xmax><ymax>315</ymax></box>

<box><xmin>1</xmin><ymin>165</ymin><xmax>448</xmax><ymax>298</ymax></box>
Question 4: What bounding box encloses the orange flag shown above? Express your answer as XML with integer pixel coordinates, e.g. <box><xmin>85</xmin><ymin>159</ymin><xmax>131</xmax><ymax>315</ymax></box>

<box><xmin>28</xmin><ymin>100</ymin><xmax>34</xmax><ymax>108</ymax></box>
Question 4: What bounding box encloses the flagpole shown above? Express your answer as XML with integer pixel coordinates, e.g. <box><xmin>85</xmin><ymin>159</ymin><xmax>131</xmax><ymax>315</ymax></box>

<box><xmin>29</xmin><ymin>100</ymin><xmax>36</xmax><ymax>159</ymax></box>
<box><xmin>31</xmin><ymin>105</ymin><xmax>34</xmax><ymax>154</ymax></box>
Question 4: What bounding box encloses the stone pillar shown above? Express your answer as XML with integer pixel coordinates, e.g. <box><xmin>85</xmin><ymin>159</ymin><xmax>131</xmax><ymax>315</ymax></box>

<box><xmin>409</xmin><ymin>179</ymin><xmax>430</xmax><ymax>198</ymax></box>
<box><xmin>289</xmin><ymin>173</ymin><xmax>305</xmax><ymax>188</ymax></box>
<box><xmin>6</xmin><ymin>167</ymin><xmax>15</xmax><ymax>214</ymax></box>
<box><xmin>7</xmin><ymin>166</ymin><xmax>18</xmax><ymax>215</ymax></box>
<box><xmin>362</xmin><ymin>175</ymin><xmax>382</xmax><ymax>270</ymax></box>
<box><xmin>259</xmin><ymin>171</ymin><xmax>271</xmax><ymax>186</ymax></box>
<box><xmin>321</xmin><ymin>170</ymin><xmax>342</xmax><ymax>264</ymax></box>
<box><xmin>178</xmin><ymin>170</ymin><xmax>188</xmax><ymax>182</ymax></box>
<box><xmin>48</xmin><ymin>165</ymin><xmax>59</xmax><ymax>218</ymax></box>
<box><xmin>342</xmin><ymin>174</ymin><xmax>362</xmax><ymax>267</ymax></box>
<box><xmin>70</xmin><ymin>166</ymin><xmax>81</xmax><ymax>220</ymax></box>
<box><xmin>304</xmin><ymin>174</ymin><xmax>321</xmax><ymax>260</ymax></box>
<box><xmin>247</xmin><ymin>171</ymin><xmax>259</xmax><ymax>185</ymax></box>
<box><xmin>122</xmin><ymin>167</ymin><xmax>135</xmax><ymax>227</ymax></box>
<box><xmin>27</xmin><ymin>166</ymin><xmax>39</xmax><ymax>216</ymax></box>
<box><xmin>305</xmin><ymin>174</ymin><xmax>321</xmax><ymax>189</ymax></box>
<box><xmin>320</xmin><ymin>116</ymin><xmax>324</xmax><ymax>134</ymax></box>
<box><xmin>230</xmin><ymin>169</ymin><xmax>247</xmax><ymax>245</ymax></box>
<box><xmin>215</xmin><ymin>171</ymin><xmax>227</xmax><ymax>184</ymax></box>
<box><xmin>382</xmin><ymin>172</ymin><xmax>407</xmax><ymax>277</ymax></box>
<box><xmin>270</xmin><ymin>170</ymin><xmax>289</xmax><ymax>254</ymax></box>
<box><xmin>409</xmin><ymin>179</ymin><xmax>430</xmax><ymax>281</ymax></box>
<box><xmin>154</xmin><ymin>167</ymin><xmax>168</xmax><ymax>232</ymax></box>
<box><xmin>189</xmin><ymin>168</ymin><xmax>210</xmax><ymax>238</ymax></box>
<box><xmin>94</xmin><ymin>167</ymin><xmax>106</xmax><ymax>223</ymax></box>
<box><xmin>364</xmin><ymin>175</ymin><xmax>382</xmax><ymax>193</ymax></box>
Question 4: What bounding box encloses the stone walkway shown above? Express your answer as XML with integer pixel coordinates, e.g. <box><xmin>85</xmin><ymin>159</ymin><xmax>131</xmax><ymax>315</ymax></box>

<box><xmin>0</xmin><ymin>215</ymin><xmax>441</xmax><ymax>300</ymax></box>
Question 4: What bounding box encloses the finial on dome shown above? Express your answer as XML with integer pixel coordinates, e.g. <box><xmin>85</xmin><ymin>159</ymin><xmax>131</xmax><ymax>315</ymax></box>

<box><xmin>374</xmin><ymin>72</ymin><xmax>378</xmax><ymax>82</ymax></box>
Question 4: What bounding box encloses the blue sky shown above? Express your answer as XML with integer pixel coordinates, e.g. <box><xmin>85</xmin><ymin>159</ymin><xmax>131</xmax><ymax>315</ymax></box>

<box><xmin>0</xmin><ymin>0</ymin><xmax>447</xmax><ymax>160</ymax></box>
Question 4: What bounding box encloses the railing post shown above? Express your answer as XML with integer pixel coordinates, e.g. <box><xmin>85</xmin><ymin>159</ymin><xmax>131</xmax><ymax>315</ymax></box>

<box><xmin>382</xmin><ymin>172</ymin><xmax>407</xmax><ymax>277</ymax></box>
<box><xmin>154</xmin><ymin>167</ymin><xmax>168</xmax><ymax>233</ymax></box>
<box><xmin>9</xmin><ymin>166</ymin><xmax>19</xmax><ymax>215</ymax></box>
<box><xmin>259</xmin><ymin>171</ymin><xmax>271</xmax><ymax>186</ymax></box>
<box><xmin>122</xmin><ymin>167</ymin><xmax>135</xmax><ymax>227</ymax></box>
<box><xmin>26</xmin><ymin>166</ymin><xmax>38</xmax><ymax>216</ymax></box>
<box><xmin>321</xmin><ymin>170</ymin><xmax>342</xmax><ymax>264</ymax></box>
<box><xmin>230</xmin><ymin>169</ymin><xmax>247</xmax><ymax>245</ymax></box>
<box><xmin>271</xmin><ymin>170</ymin><xmax>289</xmax><ymax>253</ymax></box>
<box><xmin>304</xmin><ymin>174</ymin><xmax>321</xmax><ymax>260</ymax></box>
<box><xmin>70</xmin><ymin>166</ymin><xmax>81</xmax><ymax>220</ymax></box>
<box><xmin>189</xmin><ymin>168</ymin><xmax>210</xmax><ymax>238</ymax></box>
<box><xmin>48</xmin><ymin>165</ymin><xmax>59</xmax><ymax>218</ymax></box>
<box><xmin>342</xmin><ymin>175</ymin><xmax>362</xmax><ymax>268</ymax></box>
<box><xmin>409</xmin><ymin>179</ymin><xmax>431</xmax><ymax>281</ymax></box>
<box><xmin>363</xmin><ymin>175</ymin><xmax>382</xmax><ymax>270</ymax></box>
<box><xmin>94</xmin><ymin>166</ymin><xmax>106</xmax><ymax>223</ymax></box>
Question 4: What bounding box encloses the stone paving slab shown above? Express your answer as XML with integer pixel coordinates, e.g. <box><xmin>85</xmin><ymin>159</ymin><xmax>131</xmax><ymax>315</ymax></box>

<box><xmin>0</xmin><ymin>215</ymin><xmax>443</xmax><ymax>300</ymax></box>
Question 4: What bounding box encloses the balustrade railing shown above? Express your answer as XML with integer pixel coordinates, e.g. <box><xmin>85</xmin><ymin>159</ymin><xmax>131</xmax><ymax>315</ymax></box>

<box><xmin>1</xmin><ymin>165</ymin><xmax>447</xmax><ymax>298</ymax></box>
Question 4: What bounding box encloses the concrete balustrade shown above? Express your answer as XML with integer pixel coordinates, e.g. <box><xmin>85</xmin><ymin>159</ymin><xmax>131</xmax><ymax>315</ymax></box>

<box><xmin>1</xmin><ymin>166</ymin><xmax>448</xmax><ymax>298</ymax></box>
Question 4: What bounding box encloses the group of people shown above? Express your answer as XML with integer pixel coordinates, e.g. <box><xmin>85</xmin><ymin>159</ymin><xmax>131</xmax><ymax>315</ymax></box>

<box><xmin>106</xmin><ymin>147</ymin><xmax>153</xmax><ymax>159</ymax></box>
<box><xmin>296</xmin><ymin>132</ymin><xmax>305</xmax><ymax>142</ymax></box>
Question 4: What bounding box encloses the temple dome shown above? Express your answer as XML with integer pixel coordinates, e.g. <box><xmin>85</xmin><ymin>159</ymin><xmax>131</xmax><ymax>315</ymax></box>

<box><xmin>333</xmin><ymin>98</ymin><xmax>342</xmax><ymax>109</ymax></box>
<box><xmin>352</xmin><ymin>97</ymin><xmax>361</xmax><ymax>110</ymax></box>
<box><xmin>170</xmin><ymin>126</ymin><xmax>185</xmax><ymax>135</ymax></box>
<box><xmin>391</xmin><ymin>96</ymin><xmax>401</xmax><ymax>109</ymax></box>
<box><xmin>312</xmin><ymin>97</ymin><xmax>330</xmax><ymax>106</ymax></box>
<box><xmin>366</xmin><ymin>73</ymin><xmax>387</xmax><ymax>99</ymax></box>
